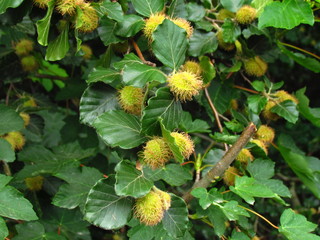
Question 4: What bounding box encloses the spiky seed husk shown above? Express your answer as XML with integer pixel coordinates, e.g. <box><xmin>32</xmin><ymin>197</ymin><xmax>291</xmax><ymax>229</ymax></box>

<box><xmin>170</xmin><ymin>132</ymin><xmax>194</xmax><ymax>159</ymax></box>
<box><xmin>251</xmin><ymin>139</ymin><xmax>268</xmax><ymax>155</ymax></box>
<box><xmin>236</xmin><ymin>148</ymin><xmax>254</xmax><ymax>164</ymax></box>
<box><xmin>77</xmin><ymin>3</ymin><xmax>99</xmax><ymax>32</ymax></box>
<box><xmin>14</xmin><ymin>39</ymin><xmax>34</xmax><ymax>56</ymax></box>
<box><xmin>256</xmin><ymin>125</ymin><xmax>275</xmax><ymax>144</ymax></box>
<box><xmin>80</xmin><ymin>44</ymin><xmax>92</xmax><ymax>59</ymax></box>
<box><xmin>216</xmin><ymin>9</ymin><xmax>235</xmax><ymax>21</ymax></box>
<box><xmin>33</xmin><ymin>0</ymin><xmax>50</xmax><ymax>8</ymax></box>
<box><xmin>134</xmin><ymin>191</ymin><xmax>165</xmax><ymax>226</ymax></box>
<box><xmin>171</xmin><ymin>18</ymin><xmax>193</xmax><ymax>38</ymax></box>
<box><xmin>235</xmin><ymin>5</ymin><xmax>257</xmax><ymax>24</ymax></box>
<box><xmin>56</xmin><ymin>0</ymin><xmax>77</xmax><ymax>15</ymax></box>
<box><xmin>216</xmin><ymin>31</ymin><xmax>235</xmax><ymax>51</ymax></box>
<box><xmin>20</xmin><ymin>112</ymin><xmax>30</xmax><ymax>127</ymax></box>
<box><xmin>262</xmin><ymin>100</ymin><xmax>279</xmax><ymax>121</ymax></box>
<box><xmin>230</xmin><ymin>99</ymin><xmax>239</xmax><ymax>110</ymax></box>
<box><xmin>153</xmin><ymin>188</ymin><xmax>171</xmax><ymax>210</ymax></box>
<box><xmin>143</xmin><ymin>13</ymin><xmax>166</xmax><ymax>41</ymax></box>
<box><xmin>141</xmin><ymin>138</ymin><xmax>172</xmax><ymax>169</ymax></box>
<box><xmin>3</xmin><ymin>132</ymin><xmax>25</xmax><ymax>150</ymax></box>
<box><xmin>21</xmin><ymin>55</ymin><xmax>39</xmax><ymax>72</ymax></box>
<box><xmin>167</xmin><ymin>71</ymin><xmax>203</xmax><ymax>102</ymax></box>
<box><xmin>274</xmin><ymin>90</ymin><xmax>298</xmax><ymax>104</ymax></box>
<box><xmin>244</xmin><ymin>56</ymin><xmax>268</xmax><ymax>77</ymax></box>
<box><xmin>25</xmin><ymin>176</ymin><xmax>44</xmax><ymax>191</ymax></box>
<box><xmin>118</xmin><ymin>86</ymin><xmax>144</xmax><ymax>115</ymax></box>
<box><xmin>223</xmin><ymin>166</ymin><xmax>241</xmax><ymax>186</ymax></box>
<box><xmin>180</xmin><ymin>61</ymin><xmax>202</xmax><ymax>76</ymax></box>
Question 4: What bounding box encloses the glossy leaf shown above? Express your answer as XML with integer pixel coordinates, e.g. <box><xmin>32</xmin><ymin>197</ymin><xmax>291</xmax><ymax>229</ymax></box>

<box><xmin>221</xmin><ymin>201</ymin><xmax>250</xmax><ymax>221</ymax></box>
<box><xmin>296</xmin><ymin>88</ymin><xmax>320</xmax><ymax>127</ymax></box>
<box><xmin>36</xmin><ymin>0</ymin><xmax>55</xmax><ymax>46</ymax></box>
<box><xmin>189</xmin><ymin>30</ymin><xmax>218</xmax><ymax>57</ymax></box>
<box><xmin>258</xmin><ymin>0</ymin><xmax>314</xmax><ymax>29</ymax></box>
<box><xmin>84</xmin><ymin>177</ymin><xmax>133</xmax><ymax>230</ymax></box>
<box><xmin>115</xmin><ymin>14</ymin><xmax>144</xmax><ymax>37</ymax></box>
<box><xmin>191</xmin><ymin>187</ymin><xmax>223</xmax><ymax>209</ymax></box>
<box><xmin>0</xmin><ymin>217</ymin><xmax>8</xmax><ymax>240</ymax></box>
<box><xmin>99</xmin><ymin>1</ymin><xmax>124</xmax><ymax>22</ymax></box>
<box><xmin>221</xmin><ymin>19</ymin><xmax>241</xmax><ymax>43</ymax></box>
<box><xmin>0</xmin><ymin>0</ymin><xmax>23</xmax><ymax>14</ymax></box>
<box><xmin>131</xmin><ymin>0</ymin><xmax>165</xmax><ymax>17</ymax></box>
<box><xmin>98</xmin><ymin>18</ymin><xmax>123</xmax><ymax>46</ymax></box>
<box><xmin>142</xmin><ymin>87</ymin><xmax>182</xmax><ymax>135</ymax></box>
<box><xmin>168</xmin><ymin>0</ymin><xmax>188</xmax><ymax>18</ymax></box>
<box><xmin>53</xmin><ymin>167</ymin><xmax>102</xmax><ymax>212</ymax></box>
<box><xmin>199</xmin><ymin>56</ymin><xmax>216</xmax><ymax>85</ymax></box>
<box><xmin>220</xmin><ymin>0</ymin><xmax>244</xmax><ymax>12</ymax></box>
<box><xmin>113</xmin><ymin>53</ymin><xmax>143</xmax><ymax>70</ymax></box>
<box><xmin>247</xmin><ymin>95</ymin><xmax>267</xmax><ymax>114</ymax></box>
<box><xmin>271</xmin><ymin>100</ymin><xmax>299</xmax><ymax>123</ymax></box>
<box><xmin>162</xmin><ymin>194</ymin><xmax>189</xmax><ymax>238</ymax></box>
<box><xmin>93</xmin><ymin>110</ymin><xmax>146</xmax><ymax>149</ymax></box>
<box><xmin>0</xmin><ymin>104</ymin><xmax>24</xmax><ymax>135</ymax></box>
<box><xmin>115</xmin><ymin>160</ymin><xmax>153</xmax><ymax>198</ymax></box>
<box><xmin>86</xmin><ymin>67</ymin><xmax>121</xmax><ymax>84</ymax></box>
<box><xmin>251</xmin><ymin>0</ymin><xmax>273</xmax><ymax>16</ymax></box>
<box><xmin>79</xmin><ymin>84</ymin><xmax>119</xmax><ymax>126</ymax></box>
<box><xmin>122</xmin><ymin>63</ymin><xmax>167</xmax><ymax>87</ymax></box>
<box><xmin>158</xmin><ymin>164</ymin><xmax>192</xmax><ymax>186</ymax></box>
<box><xmin>152</xmin><ymin>19</ymin><xmax>188</xmax><ymax>70</ymax></box>
<box><xmin>179</xmin><ymin>111</ymin><xmax>210</xmax><ymax>133</ymax></box>
<box><xmin>0</xmin><ymin>139</ymin><xmax>15</xmax><ymax>162</ymax></box>
<box><xmin>186</xmin><ymin>3</ymin><xmax>205</xmax><ymax>22</ymax></box>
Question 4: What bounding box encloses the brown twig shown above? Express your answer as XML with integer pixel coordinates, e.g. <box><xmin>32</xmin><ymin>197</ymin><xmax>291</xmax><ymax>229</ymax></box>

<box><xmin>240</xmin><ymin>71</ymin><xmax>252</xmax><ymax>84</ymax></box>
<box><xmin>233</xmin><ymin>85</ymin><xmax>259</xmax><ymax>94</ymax></box>
<box><xmin>34</xmin><ymin>74</ymin><xmax>68</xmax><ymax>81</ymax></box>
<box><xmin>130</xmin><ymin>39</ymin><xmax>156</xmax><ymax>67</ymax></box>
<box><xmin>182</xmin><ymin>123</ymin><xmax>256</xmax><ymax>203</ymax></box>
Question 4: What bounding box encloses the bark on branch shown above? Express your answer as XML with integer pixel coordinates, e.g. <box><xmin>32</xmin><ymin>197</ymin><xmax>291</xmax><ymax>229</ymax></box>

<box><xmin>183</xmin><ymin>122</ymin><xmax>257</xmax><ymax>203</ymax></box>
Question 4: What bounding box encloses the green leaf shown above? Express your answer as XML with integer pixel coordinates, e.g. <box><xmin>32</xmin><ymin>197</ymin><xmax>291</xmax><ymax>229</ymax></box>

<box><xmin>251</xmin><ymin>80</ymin><xmax>265</xmax><ymax>92</ymax></box>
<box><xmin>188</xmin><ymin>30</ymin><xmax>218</xmax><ymax>57</ymax></box>
<box><xmin>160</xmin><ymin>121</ymin><xmax>184</xmax><ymax>163</ymax></box>
<box><xmin>113</xmin><ymin>53</ymin><xmax>143</xmax><ymax>70</ymax></box>
<box><xmin>296</xmin><ymin>88</ymin><xmax>320</xmax><ymax>127</ymax></box>
<box><xmin>45</xmin><ymin>23</ymin><xmax>70</xmax><ymax>61</ymax></box>
<box><xmin>247</xmin><ymin>159</ymin><xmax>274</xmax><ymax>180</ymax></box>
<box><xmin>230</xmin><ymin>176</ymin><xmax>277</xmax><ymax>204</ymax></box>
<box><xmin>224</xmin><ymin>120</ymin><xmax>244</xmax><ymax>132</ymax></box>
<box><xmin>115</xmin><ymin>160</ymin><xmax>153</xmax><ymax>198</ymax></box>
<box><xmin>131</xmin><ymin>0</ymin><xmax>165</xmax><ymax>17</ymax></box>
<box><xmin>86</xmin><ymin>67</ymin><xmax>121</xmax><ymax>84</ymax></box>
<box><xmin>258</xmin><ymin>0</ymin><xmax>314</xmax><ymax>29</ymax></box>
<box><xmin>162</xmin><ymin>194</ymin><xmax>189</xmax><ymax>238</ymax></box>
<box><xmin>251</xmin><ymin>0</ymin><xmax>273</xmax><ymax>16</ymax></box>
<box><xmin>168</xmin><ymin>0</ymin><xmax>188</xmax><ymax>18</ymax></box>
<box><xmin>122</xmin><ymin>63</ymin><xmax>167</xmax><ymax>87</ymax></box>
<box><xmin>98</xmin><ymin>18</ymin><xmax>123</xmax><ymax>46</ymax></box>
<box><xmin>36</xmin><ymin>0</ymin><xmax>55</xmax><ymax>46</ymax></box>
<box><xmin>0</xmin><ymin>138</ymin><xmax>15</xmax><ymax>162</ymax></box>
<box><xmin>152</xmin><ymin>19</ymin><xmax>188</xmax><ymax>70</ymax></box>
<box><xmin>186</xmin><ymin>3</ymin><xmax>206</xmax><ymax>22</ymax></box>
<box><xmin>179</xmin><ymin>111</ymin><xmax>210</xmax><ymax>133</ymax></box>
<box><xmin>199</xmin><ymin>56</ymin><xmax>216</xmax><ymax>85</ymax></box>
<box><xmin>53</xmin><ymin>167</ymin><xmax>102</xmax><ymax>212</ymax></box>
<box><xmin>84</xmin><ymin>177</ymin><xmax>133</xmax><ymax>230</ymax></box>
<box><xmin>79</xmin><ymin>84</ymin><xmax>119</xmax><ymax>126</ymax></box>
<box><xmin>93</xmin><ymin>110</ymin><xmax>146</xmax><ymax>149</ymax></box>
<box><xmin>221</xmin><ymin>201</ymin><xmax>250</xmax><ymax>221</ymax></box>
<box><xmin>207</xmin><ymin>205</ymin><xmax>227</xmax><ymax>237</ymax></box>
<box><xmin>230</xmin><ymin>230</ymin><xmax>251</xmax><ymax>240</ymax></box>
<box><xmin>221</xmin><ymin>19</ymin><xmax>241</xmax><ymax>43</ymax></box>
<box><xmin>247</xmin><ymin>95</ymin><xmax>267</xmax><ymax>114</ymax></box>
<box><xmin>0</xmin><ymin>0</ymin><xmax>23</xmax><ymax>14</ymax></box>
<box><xmin>279</xmin><ymin>209</ymin><xmax>320</xmax><ymax>240</ymax></box>
<box><xmin>278</xmin><ymin>44</ymin><xmax>320</xmax><ymax>73</ymax></box>
<box><xmin>0</xmin><ymin>184</ymin><xmax>38</xmax><ymax>221</ymax></box>
<box><xmin>191</xmin><ymin>187</ymin><xmax>223</xmax><ymax>209</ymax></box>
<box><xmin>278</xmin><ymin>134</ymin><xmax>320</xmax><ymax>198</ymax></box>
<box><xmin>210</xmin><ymin>132</ymin><xmax>238</xmax><ymax>144</ymax></box>
<box><xmin>115</xmin><ymin>14</ymin><xmax>144</xmax><ymax>37</ymax></box>
<box><xmin>271</xmin><ymin>100</ymin><xmax>299</xmax><ymax>123</ymax></box>
<box><xmin>220</xmin><ymin>0</ymin><xmax>244</xmax><ymax>12</ymax></box>
<box><xmin>12</xmin><ymin>222</ymin><xmax>66</xmax><ymax>240</ymax></box>
<box><xmin>142</xmin><ymin>87</ymin><xmax>182</xmax><ymax>135</ymax></box>
<box><xmin>0</xmin><ymin>217</ymin><xmax>8</xmax><ymax>240</ymax></box>
<box><xmin>99</xmin><ymin>1</ymin><xmax>124</xmax><ymax>22</ymax></box>
<box><xmin>0</xmin><ymin>104</ymin><xmax>24</xmax><ymax>135</ymax></box>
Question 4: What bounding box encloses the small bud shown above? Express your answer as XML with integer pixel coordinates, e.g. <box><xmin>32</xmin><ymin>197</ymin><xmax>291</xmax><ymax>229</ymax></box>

<box><xmin>118</xmin><ymin>86</ymin><xmax>144</xmax><ymax>115</ymax></box>
<box><xmin>243</xmin><ymin>56</ymin><xmax>268</xmax><ymax>77</ymax></box>
<box><xmin>235</xmin><ymin>5</ymin><xmax>257</xmax><ymax>24</ymax></box>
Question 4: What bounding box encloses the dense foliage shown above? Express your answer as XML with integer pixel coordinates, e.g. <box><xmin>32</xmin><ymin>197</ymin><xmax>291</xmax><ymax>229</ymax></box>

<box><xmin>0</xmin><ymin>0</ymin><xmax>320</xmax><ymax>239</ymax></box>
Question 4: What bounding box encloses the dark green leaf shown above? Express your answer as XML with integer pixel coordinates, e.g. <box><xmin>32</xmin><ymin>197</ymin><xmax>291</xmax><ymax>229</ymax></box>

<box><xmin>142</xmin><ymin>87</ymin><xmax>182</xmax><ymax>135</ymax></box>
<box><xmin>210</xmin><ymin>132</ymin><xmax>239</xmax><ymax>144</ymax></box>
<box><xmin>0</xmin><ymin>138</ymin><xmax>15</xmax><ymax>162</ymax></box>
<box><xmin>115</xmin><ymin>14</ymin><xmax>144</xmax><ymax>37</ymax></box>
<box><xmin>186</xmin><ymin>3</ymin><xmax>205</xmax><ymax>22</ymax></box>
<box><xmin>220</xmin><ymin>0</ymin><xmax>244</xmax><ymax>12</ymax></box>
<box><xmin>258</xmin><ymin>0</ymin><xmax>314</xmax><ymax>29</ymax></box>
<box><xmin>122</xmin><ymin>63</ymin><xmax>167</xmax><ymax>87</ymax></box>
<box><xmin>36</xmin><ymin>0</ymin><xmax>55</xmax><ymax>46</ymax></box>
<box><xmin>191</xmin><ymin>187</ymin><xmax>224</xmax><ymax>209</ymax></box>
<box><xmin>84</xmin><ymin>177</ymin><xmax>133</xmax><ymax>230</ymax></box>
<box><xmin>152</xmin><ymin>19</ymin><xmax>188</xmax><ymax>70</ymax></box>
<box><xmin>0</xmin><ymin>217</ymin><xmax>8</xmax><ymax>240</ymax></box>
<box><xmin>224</xmin><ymin>120</ymin><xmax>244</xmax><ymax>132</ymax></box>
<box><xmin>86</xmin><ymin>67</ymin><xmax>121</xmax><ymax>84</ymax></box>
<box><xmin>230</xmin><ymin>230</ymin><xmax>251</xmax><ymax>240</ymax></box>
<box><xmin>247</xmin><ymin>95</ymin><xmax>267</xmax><ymax>114</ymax></box>
<box><xmin>98</xmin><ymin>18</ymin><xmax>123</xmax><ymax>46</ymax></box>
<box><xmin>188</xmin><ymin>30</ymin><xmax>218</xmax><ymax>57</ymax></box>
<box><xmin>179</xmin><ymin>111</ymin><xmax>210</xmax><ymax>133</ymax></box>
<box><xmin>279</xmin><ymin>209</ymin><xmax>320</xmax><ymax>240</ymax></box>
<box><xmin>115</xmin><ymin>160</ymin><xmax>153</xmax><ymax>198</ymax></box>
<box><xmin>199</xmin><ymin>56</ymin><xmax>216</xmax><ymax>85</ymax></box>
<box><xmin>53</xmin><ymin>167</ymin><xmax>102</xmax><ymax>212</ymax></box>
<box><xmin>162</xmin><ymin>194</ymin><xmax>189</xmax><ymax>238</ymax></box>
<box><xmin>0</xmin><ymin>104</ymin><xmax>24</xmax><ymax>135</ymax></box>
<box><xmin>99</xmin><ymin>1</ymin><xmax>124</xmax><ymax>22</ymax></box>
<box><xmin>0</xmin><ymin>0</ymin><xmax>23</xmax><ymax>14</ymax></box>
<box><xmin>221</xmin><ymin>201</ymin><xmax>250</xmax><ymax>221</ymax></box>
<box><xmin>247</xmin><ymin>159</ymin><xmax>274</xmax><ymax>180</ymax></box>
<box><xmin>221</xmin><ymin>19</ymin><xmax>241</xmax><ymax>43</ymax></box>
<box><xmin>168</xmin><ymin>0</ymin><xmax>188</xmax><ymax>18</ymax></box>
<box><xmin>207</xmin><ymin>205</ymin><xmax>227</xmax><ymax>237</ymax></box>
<box><xmin>131</xmin><ymin>0</ymin><xmax>165</xmax><ymax>17</ymax></box>
<box><xmin>296</xmin><ymin>88</ymin><xmax>320</xmax><ymax>127</ymax></box>
<box><xmin>93</xmin><ymin>110</ymin><xmax>146</xmax><ymax>149</ymax></box>
<box><xmin>158</xmin><ymin>164</ymin><xmax>192</xmax><ymax>186</ymax></box>
<box><xmin>113</xmin><ymin>53</ymin><xmax>143</xmax><ymax>70</ymax></box>
<box><xmin>79</xmin><ymin>84</ymin><xmax>119</xmax><ymax>126</ymax></box>
<box><xmin>45</xmin><ymin>23</ymin><xmax>70</xmax><ymax>61</ymax></box>
<box><xmin>271</xmin><ymin>100</ymin><xmax>299</xmax><ymax>123</ymax></box>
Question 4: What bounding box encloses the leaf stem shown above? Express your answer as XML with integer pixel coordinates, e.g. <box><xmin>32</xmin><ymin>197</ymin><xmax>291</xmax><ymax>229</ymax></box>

<box><xmin>278</xmin><ymin>41</ymin><xmax>320</xmax><ymax>60</ymax></box>
<box><xmin>237</xmin><ymin>205</ymin><xmax>279</xmax><ymax>229</ymax></box>
<box><xmin>130</xmin><ymin>39</ymin><xmax>156</xmax><ymax>66</ymax></box>
<box><xmin>233</xmin><ymin>85</ymin><xmax>259</xmax><ymax>94</ymax></box>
